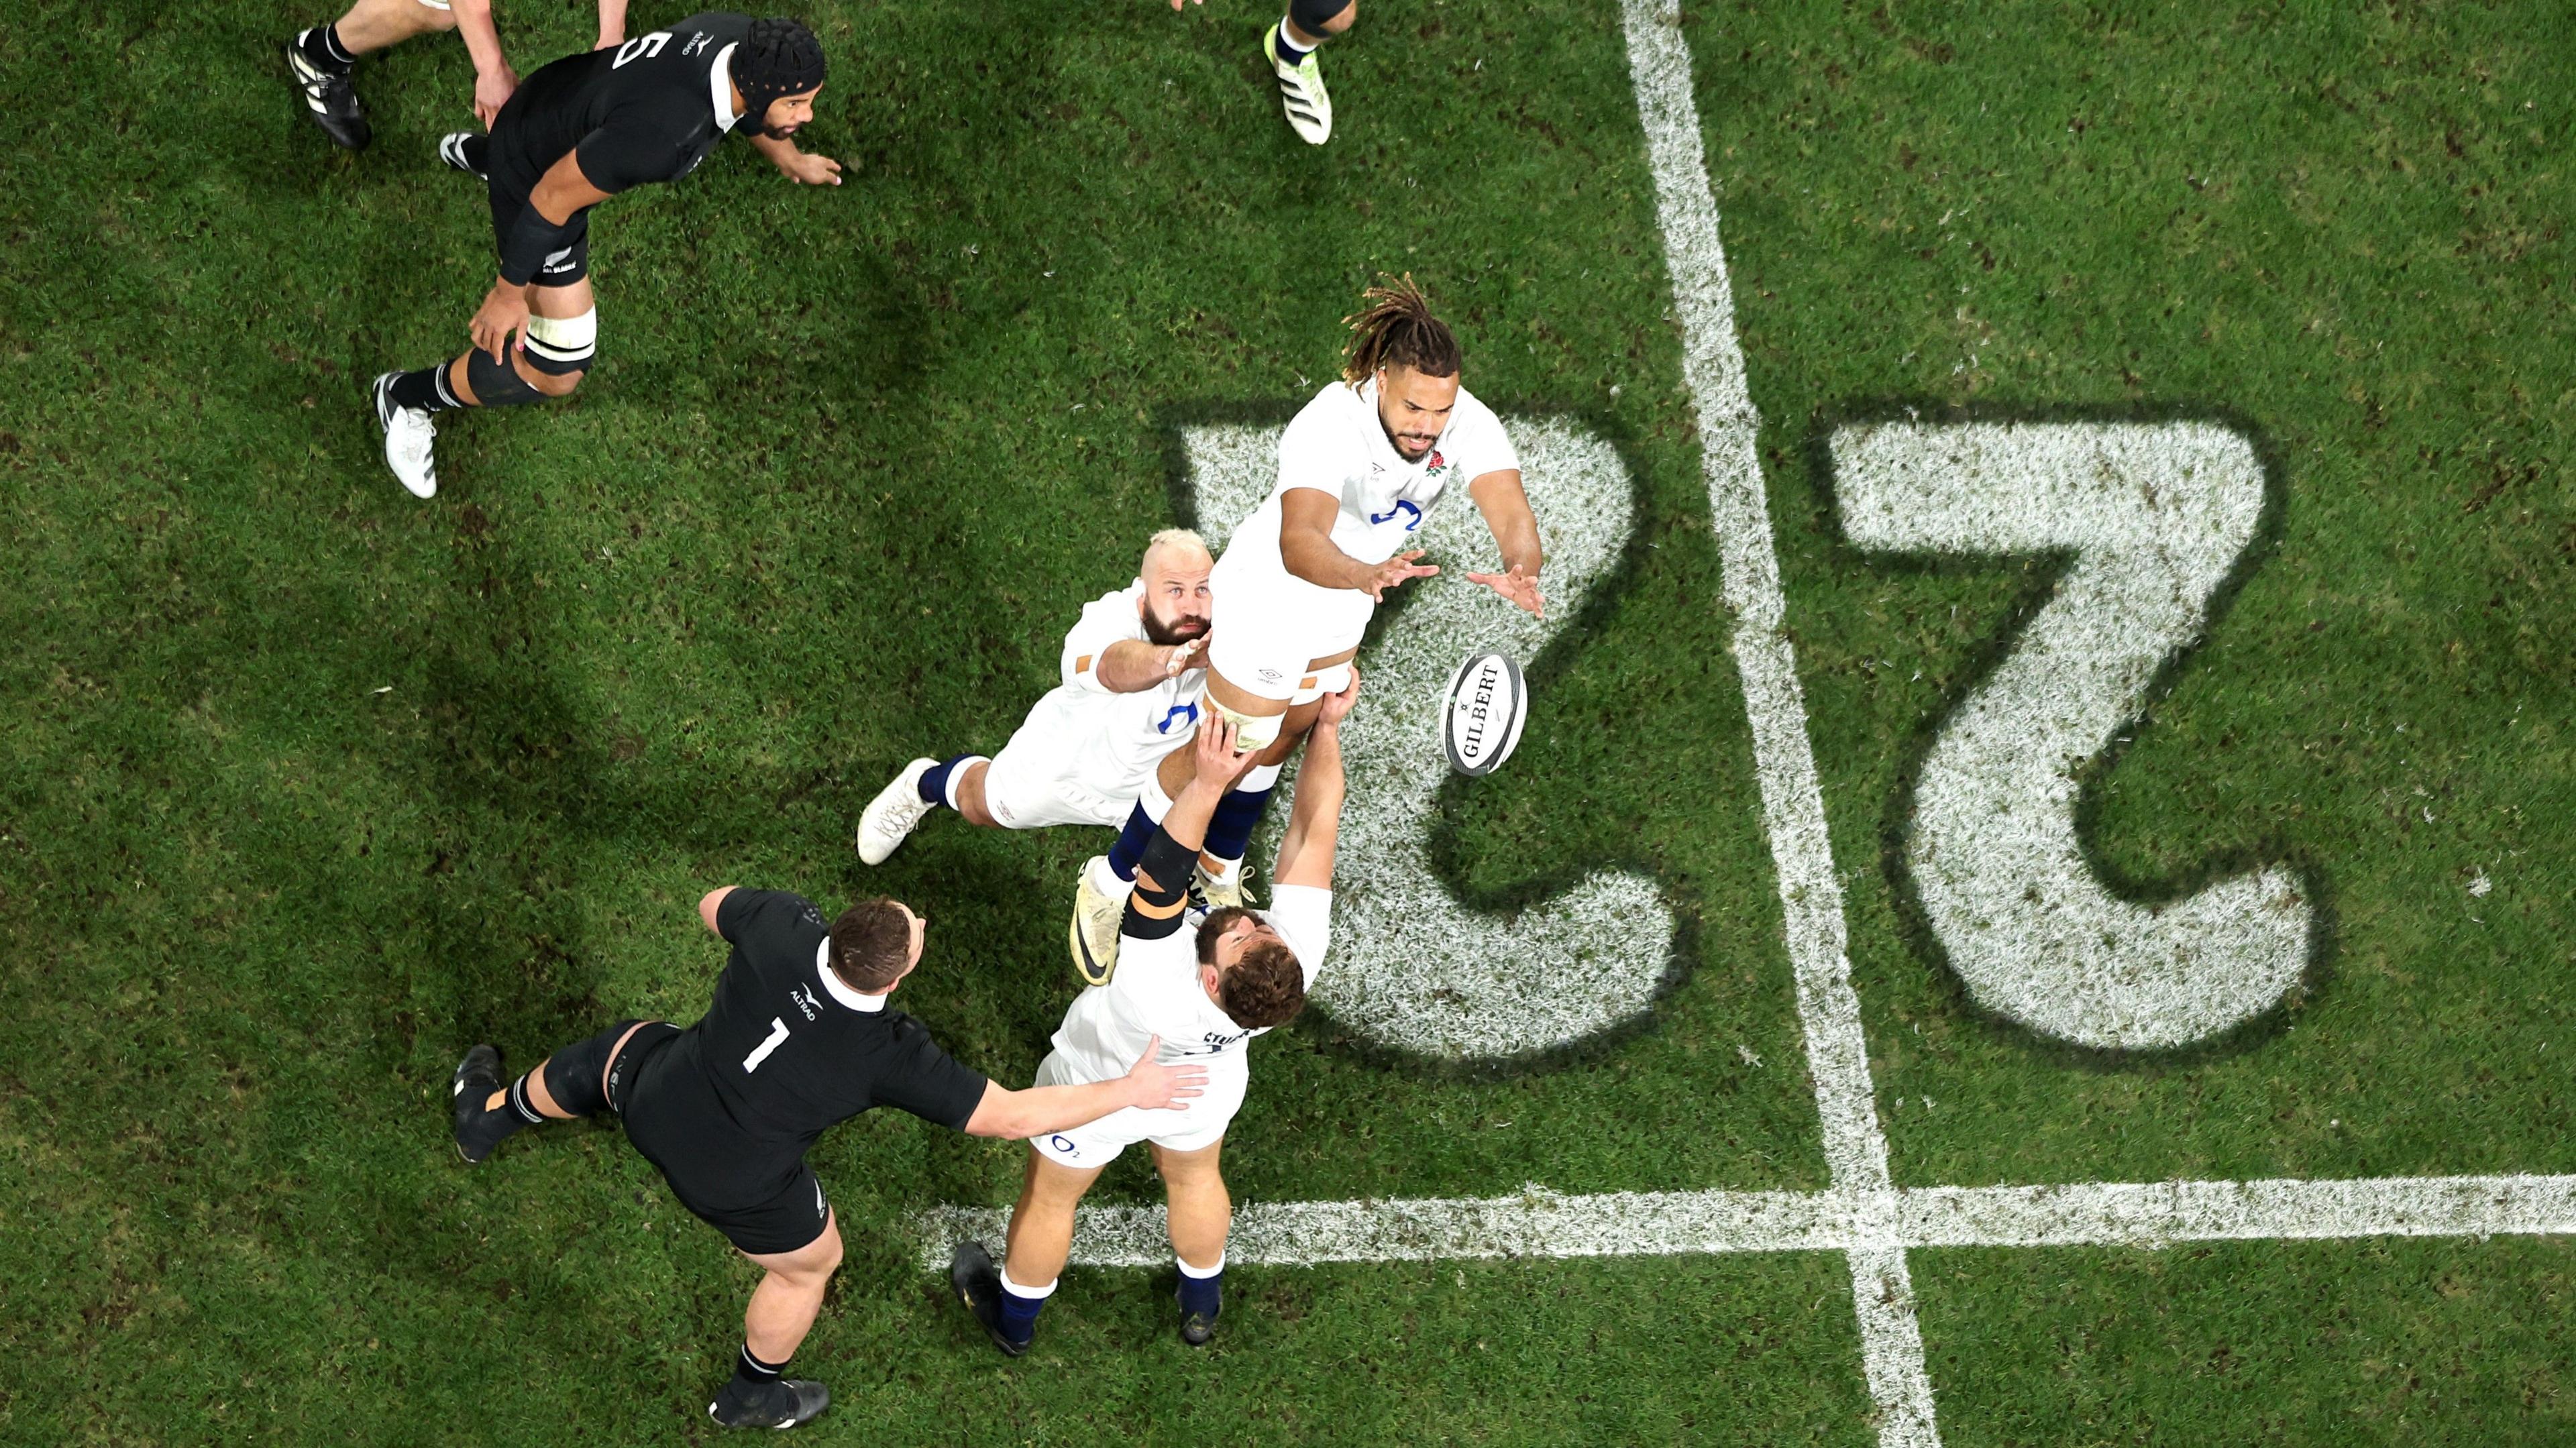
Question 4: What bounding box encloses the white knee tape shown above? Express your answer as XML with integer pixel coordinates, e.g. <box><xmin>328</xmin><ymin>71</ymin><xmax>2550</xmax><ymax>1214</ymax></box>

<box><xmin>1212</xmin><ymin>700</ymin><xmax>1283</xmax><ymax>753</ymax></box>
<box><xmin>523</xmin><ymin>307</ymin><xmax>598</xmax><ymax>367</ymax></box>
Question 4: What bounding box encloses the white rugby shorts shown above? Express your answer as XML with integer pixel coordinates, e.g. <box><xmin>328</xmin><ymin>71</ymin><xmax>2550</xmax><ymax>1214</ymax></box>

<box><xmin>1208</xmin><ymin>563</ymin><xmax>1371</xmax><ymax>705</ymax></box>
<box><xmin>1027</xmin><ymin>1048</ymin><xmax>1245</xmax><ymax>1166</ymax></box>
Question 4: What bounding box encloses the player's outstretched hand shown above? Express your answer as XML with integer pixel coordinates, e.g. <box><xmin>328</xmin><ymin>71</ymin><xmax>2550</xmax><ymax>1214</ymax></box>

<box><xmin>472</xmin><ymin>64</ymin><xmax>519</xmax><ymax>130</ymax></box>
<box><xmin>776</xmin><ymin>150</ymin><xmax>844</xmax><ymax>186</ymax></box>
<box><xmin>1465</xmin><ymin>564</ymin><xmax>1545</xmax><ymax>618</ymax></box>
<box><xmin>1364</xmin><ymin>549</ymin><xmax>1439</xmax><ymax>602</ymax></box>
<box><xmin>1163</xmin><ymin>634</ymin><xmax>1208</xmax><ymax>678</ymax></box>
<box><xmin>469</xmin><ymin>280</ymin><xmax>531</xmax><ymax>365</ymax></box>
<box><xmin>1318</xmin><ymin>664</ymin><xmax>1362</xmax><ymax>726</ymax></box>
<box><xmin>1168</xmin><ymin>0</ymin><xmax>1202</xmax><ymax>11</ymax></box>
<box><xmin>1124</xmin><ymin>1036</ymin><xmax>1209</xmax><ymax>1110</ymax></box>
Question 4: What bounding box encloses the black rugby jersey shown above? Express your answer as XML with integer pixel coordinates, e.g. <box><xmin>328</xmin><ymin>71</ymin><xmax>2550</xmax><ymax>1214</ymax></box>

<box><xmin>485</xmin><ymin>12</ymin><xmax>754</xmax><ymax>202</ymax></box>
<box><xmin>622</xmin><ymin>890</ymin><xmax>989</xmax><ymax>1207</ymax></box>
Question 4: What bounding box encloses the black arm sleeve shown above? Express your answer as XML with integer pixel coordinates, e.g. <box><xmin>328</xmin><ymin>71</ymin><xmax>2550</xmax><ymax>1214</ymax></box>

<box><xmin>1119</xmin><ymin>828</ymin><xmax>1198</xmax><ymax>942</ymax></box>
<box><xmin>871</xmin><ymin>1016</ymin><xmax>991</xmax><ymax>1131</ymax></box>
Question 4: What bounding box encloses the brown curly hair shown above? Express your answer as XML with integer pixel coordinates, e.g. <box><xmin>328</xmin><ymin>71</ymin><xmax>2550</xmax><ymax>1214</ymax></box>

<box><xmin>1196</xmin><ymin>907</ymin><xmax>1308</xmax><ymax>1029</ymax></box>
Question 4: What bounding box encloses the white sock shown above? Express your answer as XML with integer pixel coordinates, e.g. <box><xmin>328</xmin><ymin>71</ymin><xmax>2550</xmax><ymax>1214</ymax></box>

<box><xmin>1177</xmin><ymin>1253</ymin><xmax>1226</xmax><ymax>1278</ymax></box>
<box><xmin>1086</xmin><ymin>854</ymin><xmax>1132</xmax><ymax>901</ymax></box>
<box><xmin>943</xmin><ymin>755</ymin><xmax>988</xmax><ymax>811</ymax></box>
<box><xmin>1000</xmin><ymin>1268</ymin><xmax>1058</xmax><ymax>1299</ymax></box>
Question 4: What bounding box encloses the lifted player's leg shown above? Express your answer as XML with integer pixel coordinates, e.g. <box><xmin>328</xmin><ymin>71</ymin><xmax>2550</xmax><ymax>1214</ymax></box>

<box><xmin>855</xmin><ymin>754</ymin><xmax>993</xmax><ymax>865</ymax></box>
<box><xmin>1265</xmin><ymin>0</ymin><xmax>1354</xmax><ymax>144</ymax></box>
<box><xmin>711</xmin><ymin>1218</ymin><xmax>839</xmax><ymax>1429</ymax></box>
<box><xmin>374</xmin><ymin>276</ymin><xmax>597</xmax><ymax>498</ymax></box>
<box><xmin>449</xmin><ymin>1016</ymin><xmax>659</xmax><ymax>1163</ymax></box>
<box><xmin>1150</xmin><ymin>1137</ymin><xmax>1230</xmax><ymax>1345</ymax></box>
<box><xmin>953</xmin><ymin>1147</ymin><xmax>1104</xmax><ymax>1356</ymax></box>
<box><xmin>284</xmin><ymin>0</ymin><xmax>459</xmax><ymax>150</ymax></box>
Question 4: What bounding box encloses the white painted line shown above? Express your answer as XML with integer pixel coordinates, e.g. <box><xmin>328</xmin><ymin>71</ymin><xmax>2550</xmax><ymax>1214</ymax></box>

<box><xmin>1617</xmin><ymin>0</ymin><xmax>1940</xmax><ymax>1441</ymax></box>
<box><xmin>1900</xmin><ymin>1174</ymin><xmax>2576</xmax><ymax>1248</ymax></box>
<box><xmin>915</xmin><ymin>1187</ymin><xmax>1849</xmax><ymax>1270</ymax></box>
<box><xmin>914</xmin><ymin>1174</ymin><xmax>2576</xmax><ymax>1268</ymax></box>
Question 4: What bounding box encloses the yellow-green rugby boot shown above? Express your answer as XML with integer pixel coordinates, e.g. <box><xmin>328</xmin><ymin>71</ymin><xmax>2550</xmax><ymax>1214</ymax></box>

<box><xmin>1265</xmin><ymin>23</ymin><xmax>1332</xmax><ymax>145</ymax></box>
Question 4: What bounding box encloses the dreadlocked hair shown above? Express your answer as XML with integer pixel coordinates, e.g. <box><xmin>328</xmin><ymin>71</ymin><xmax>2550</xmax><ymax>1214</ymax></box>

<box><xmin>1340</xmin><ymin>274</ymin><xmax>1461</xmax><ymax>388</ymax></box>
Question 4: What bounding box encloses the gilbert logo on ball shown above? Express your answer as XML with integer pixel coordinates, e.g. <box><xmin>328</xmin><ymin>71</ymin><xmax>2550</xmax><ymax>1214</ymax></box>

<box><xmin>1440</xmin><ymin>651</ymin><xmax>1529</xmax><ymax>777</ymax></box>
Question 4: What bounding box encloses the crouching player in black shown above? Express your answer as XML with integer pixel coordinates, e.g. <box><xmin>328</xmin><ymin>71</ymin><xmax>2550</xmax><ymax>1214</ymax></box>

<box><xmin>448</xmin><ymin>887</ymin><xmax>1208</xmax><ymax>1429</ymax></box>
<box><xmin>371</xmin><ymin>14</ymin><xmax>843</xmax><ymax>498</ymax></box>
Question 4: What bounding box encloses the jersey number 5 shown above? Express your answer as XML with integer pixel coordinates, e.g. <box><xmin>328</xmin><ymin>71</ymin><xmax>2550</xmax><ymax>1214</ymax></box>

<box><xmin>613</xmin><ymin>32</ymin><xmax>671</xmax><ymax>68</ymax></box>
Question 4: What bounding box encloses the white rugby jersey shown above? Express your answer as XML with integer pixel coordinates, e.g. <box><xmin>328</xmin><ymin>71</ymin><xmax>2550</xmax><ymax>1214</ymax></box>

<box><xmin>1046</xmin><ymin>886</ymin><xmax>1334</xmax><ymax>1086</ymax></box>
<box><xmin>1018</xmin><ymin>581</ymin><xmax>1208</xmax><ymax>795</ymax></box>
<box><xmin>1217</xmin><ymin>379</ymin><xmax>1519</xmax><ymax>583</ymax></box>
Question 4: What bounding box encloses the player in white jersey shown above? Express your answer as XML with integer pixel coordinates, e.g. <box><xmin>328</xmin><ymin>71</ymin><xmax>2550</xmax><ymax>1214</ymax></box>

<box><xmin>1067</xmin><ymin>277</ymin><xmax>1542</xmax><ymax>978</ymax></box>
<box><xmin>853</xmin><ymin>530</ymin><xmax>1214</xmax><ymax>870</ymax></box>
<box><xmin>951</xmin><ymin>676</ymin><xmax>1355</xmax><ymax>1354</ymax></box>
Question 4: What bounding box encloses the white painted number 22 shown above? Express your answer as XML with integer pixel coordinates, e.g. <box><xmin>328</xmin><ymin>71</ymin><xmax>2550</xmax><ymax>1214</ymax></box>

<box><xmin>1186</xmin><ymin>420</ymin><xmax>1678</xmax><ymax>1062</ymax></box>
<box><xmin>1833</xmin><ymin>421</ymin><xmax>2312</xmax><ymax>1051</ymax></box>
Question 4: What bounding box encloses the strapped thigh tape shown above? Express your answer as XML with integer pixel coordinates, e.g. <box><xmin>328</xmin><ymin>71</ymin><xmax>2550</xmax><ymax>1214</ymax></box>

<box><xmin>521</xmin><ymin>307</ymin><xmax>597</xmax><ymax>376</ymax></box>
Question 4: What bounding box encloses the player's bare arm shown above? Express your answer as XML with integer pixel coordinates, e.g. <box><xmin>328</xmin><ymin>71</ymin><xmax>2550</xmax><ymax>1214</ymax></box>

<box><xmin>1093</xmin><ymin>636</ymin><xmax>1206</xmax><ymax>691</ymax></box>
<box><xmin>1272</xmin><ymin>669</ymin><xmax>1354</xmax><ymax>889</ymax></box>
<box><xmin>447</xmin><ymin>0</ymin><xmax>519</xmax><ymax>129</ymax></box>
<box><xmin>959</xmin><ymin>1038</ymin><xmax>1208</xmax><ymax>1137</ymax></box>
<box><xmin>1463</xmin><ymin>468</ymin><xmax>1544</xmax><ymax>616</ymax></box>
<box><xmin>592</xmin><ymin>0</ymin><xmax>628</xmax><ymax>49</ymax></box>
<box><xmin>1278</xmin><ymin>486</ymin><xmax>1439</xmax><ymax>599</ymax></box>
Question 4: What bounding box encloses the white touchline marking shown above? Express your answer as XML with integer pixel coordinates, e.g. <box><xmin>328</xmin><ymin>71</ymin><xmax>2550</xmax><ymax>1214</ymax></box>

<box><xmin>1833</xmin><ymin>421</ymin><xmax>2310</xmax><ymax>1050</ymax></box>
<box><xmin>912</xmin><ymin>1174</ymin><xmax>2576</xmax><ymax>1268</ymax></box>
<box><xmin>1617</xmin><ymin>0</ymin><xmax>1940</xmax><ymax>1442</ymax></box>
<box><xmin>1184</xmin><ymin>419</ymin><xmax>1678</xmax><ymax>1060</ymax></box>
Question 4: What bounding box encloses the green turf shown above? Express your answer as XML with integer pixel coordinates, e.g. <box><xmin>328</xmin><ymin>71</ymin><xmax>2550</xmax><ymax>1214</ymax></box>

<box><xmin>3</xmin><ymin>0</ymin><xmax>2571</xmax><ymax>1440</ymax></box>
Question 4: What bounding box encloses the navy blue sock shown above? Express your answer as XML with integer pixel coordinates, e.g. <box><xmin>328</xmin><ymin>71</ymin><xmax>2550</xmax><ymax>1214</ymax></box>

<box><xmin>916</xmin><ymin>753</ymin><xmax>978</xmax><ymax>807</ymax></box>
<box><xmin>1177</xmin><ymin>1262</ymin><xmax>1222</xmax><ymax>1320</ymax></box>
<box><xmin>998</xmin><ymin>1280</ymin><xmax>1047</xmax><ymax>1347</ymax></box>
<box><xmin>1202</xmin><ymin>786</ymin><xmax>1275</xmax><ymax>863</ymax></box>
<box><xmin>1106</xmin><ymin>801</ymin><xmax>1157</xmax><ymax>882</ymax></box>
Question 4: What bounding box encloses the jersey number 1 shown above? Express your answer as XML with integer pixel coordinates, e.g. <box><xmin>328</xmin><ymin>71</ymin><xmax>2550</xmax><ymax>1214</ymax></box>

<box><xmin>743</xmin><ymin>1017</ymin><xmax>790</xmax><ymax>1073</ymax></box>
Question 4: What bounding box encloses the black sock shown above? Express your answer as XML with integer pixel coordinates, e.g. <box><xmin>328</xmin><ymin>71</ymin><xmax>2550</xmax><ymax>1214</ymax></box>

<box><xmin>458</xmin><ymin>1072</ymin><xmax>543</xmax><ymax>1154</ymax></box>
<box><xmin>299</xmin><ymin>23</ymin><xmax>356</xmax><ymax>72</ymax></box>
<box><xmin>386</xmin><ymin>362</ymin><xmax>463</xmax><ymax>414</ymax></box>
<box><xmin>1273</xmin><ymin>19</ymin><xmax>1314</xmax><ymax>64</ymax></box>
<box><xmin>731</xmin><ymin>1343</ymin><xmax>788</xmax><ymax>1392</ymax></box>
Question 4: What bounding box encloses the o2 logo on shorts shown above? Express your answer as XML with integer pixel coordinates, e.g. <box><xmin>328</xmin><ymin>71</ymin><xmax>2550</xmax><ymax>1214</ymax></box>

<box><xmin>1369</xmin><ymin>498</ymin><xmax>1425</xmax><ymax>532</ymax></box>
<box><xmin>1156</xmin><ymin>702</ymin><xmax>1201</xmax><ymax>734</ymax></box>
<box><xmin>1049</xmin><ymin>1134</ymin><xmax>1078</xmax><ymax>1157</ymax></box>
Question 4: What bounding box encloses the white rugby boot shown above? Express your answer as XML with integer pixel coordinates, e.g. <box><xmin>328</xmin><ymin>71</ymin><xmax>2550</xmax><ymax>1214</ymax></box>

<box><xmin>1265</xmin><ymin>24</ymin><xmax>1332</xmax><ymax>146</ymax></box>
<box><xmin>372</xmin><ymin>372</ymin><xmax>438</xmax><ymax>499</ymax></box>
<box><xmin>1069</xmin><ymin>855</ymin><xmax>1128</xmax><ymax>987</ymax></box>
<box><xmin>856</xmin><ymin>758</ymin><xmax>940</xmax><ymax>865</ymax></box>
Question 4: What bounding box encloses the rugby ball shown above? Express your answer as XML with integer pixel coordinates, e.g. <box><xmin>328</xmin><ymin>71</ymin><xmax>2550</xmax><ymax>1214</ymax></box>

<box><xmin>1440</xmin><ymin>652</ymin><xmax>1529</xmax><ymax>777</ymax></box>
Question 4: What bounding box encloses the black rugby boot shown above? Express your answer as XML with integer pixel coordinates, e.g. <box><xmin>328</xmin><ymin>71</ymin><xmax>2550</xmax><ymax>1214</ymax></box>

<box><xmin>284</xmin><ymin>33</ymin><xmax>371</xmax><ymax>150</ymax></box>
<box><xmin>949</xmin><ymin>1241</ymin><xmax>1030</xmax><ymax>1357</ymax></box>
<box><xmin>708</xmin><ymin>1375</ymin><xmax>830</xmax><ymax>1429</ymax></box>
<box><xmin>450</xmin><ymin>1045</ymin><xmax>521</xmax><ymax>1164</ymax></box>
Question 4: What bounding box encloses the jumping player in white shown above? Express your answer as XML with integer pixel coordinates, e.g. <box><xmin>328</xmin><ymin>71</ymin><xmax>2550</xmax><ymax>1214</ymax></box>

<box><xmin>950</xmin><ymin>679</ymin><xmax>1354</xmax><ymax>1354</ymax></box>
<box><xmin>851</xmin><ymin>531</ymin><xmax>1214</xmax><ymax>911</ymax></box>
<box><xmin>1067</xmin><ymin>277</ymin><xmax>1542</xmax><ymax>980</ymax></box>
<box><xmin>284</xmin><ymin>0</ymin><xmax>629</xmax><ymax>151</ymax></box>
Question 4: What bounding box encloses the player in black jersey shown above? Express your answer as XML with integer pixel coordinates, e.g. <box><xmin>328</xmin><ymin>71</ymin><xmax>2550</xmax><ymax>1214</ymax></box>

<box><xmin>370</xmin><ymin>14</ymin><xmax>842</xmax><ymax>498</ymax></box>
<box><xmin>283</xmin><ymin>0</ymin><xmax>629</xmax><ymax>151</ymax></box>
<box><xmin>445</xmin><ymin>887</ymin><xmax>1207</xmax><ymax>1429</ymax></box>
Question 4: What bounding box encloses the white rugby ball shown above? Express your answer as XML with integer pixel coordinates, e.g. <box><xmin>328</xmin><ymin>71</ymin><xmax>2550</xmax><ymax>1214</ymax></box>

<box><xmin>1440</xmin><ymin>651</ymin><xmax>1529</xmax><ymax>777</ymax></box>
